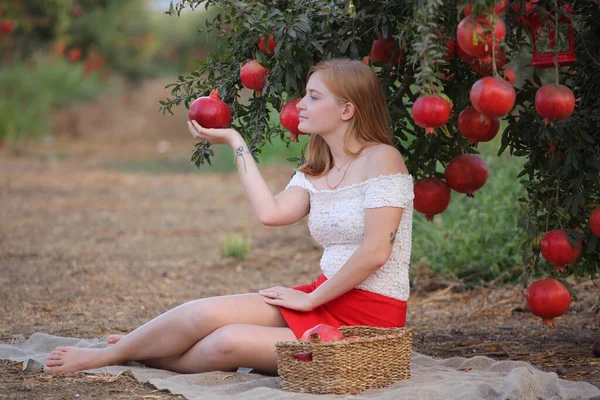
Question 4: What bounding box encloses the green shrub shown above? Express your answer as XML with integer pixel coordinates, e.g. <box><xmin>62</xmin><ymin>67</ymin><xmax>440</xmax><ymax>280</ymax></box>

<box><xmin>410</xmin><ymin>133</ymin><xmax>528</xmax><ymax>286</ymax></box>
<box><xmin>221</xmin><ymin>233</ymin><xmax>252</xmax><ymax>262</ymax></box>
<box><xmin>0</xmin><ymin>56</ymin><xmax>105</xmax><ymax>142</ymax></box>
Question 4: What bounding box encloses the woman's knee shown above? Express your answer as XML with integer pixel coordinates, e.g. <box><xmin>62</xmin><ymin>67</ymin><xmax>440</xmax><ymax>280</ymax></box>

<box><xmin>201</xmin><ymin>325</ymin><xmax>241</xmax><ymax>360</ymax></box>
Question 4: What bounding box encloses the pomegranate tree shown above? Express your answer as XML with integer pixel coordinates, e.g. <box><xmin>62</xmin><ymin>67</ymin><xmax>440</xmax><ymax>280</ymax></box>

<box><xmin>458</xmin><ymin>106</ymin><xmax>500</xmax><ymax>145</ymax></box>
<box><xmin>535</xmin><ymin>84</ymin><xmax>576</xmax><ymax>125</ymax></box>
<box><xmin>412</xmin><ymin>95</ymin><xmax>451</xmax><ymax>137</ymax></box>
<box><xmin>280</xmin><ymin>98</ymin><xmax>303</xmax><ymax>142</ymax></box>
<box><xmin>188</xmin><ymin>89</ymin><xmax>232</xmax><ymax>129</ymax></box>
<box><xmin>470</xmin><ymin>76</ymin><xmax>516</xmax><ymax>117</ymax></box>
<box><xmin>163</xmin><ymin>1</ymin><xmax>600</xmax><ymax>287</ymax></box>
<box><xmin>526</xmin><ymin>278</ymin><xmax>571</xmax><ymax>325</ymax></box>
<box><xmin>540</xmin><ymin>229</ymin><xmax>582</xmax><ymax>272</ymax></box>
<box><xmin>240</xmin><ymin>60</ymin><xmax>270</xmax><ymax>95</ymax></box>
<box><xmin>444</xmin><ymin>154</ymin><xmax>488</xmax><ymax>197</ymax></box>
<box><xmin>413</xmin><ymin>178</ymin><xmax>451</xmax><ymax>221</ymax></box>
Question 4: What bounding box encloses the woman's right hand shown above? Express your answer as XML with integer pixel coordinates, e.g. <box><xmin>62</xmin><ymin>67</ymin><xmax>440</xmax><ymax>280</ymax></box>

<box><xmin>187</xmin><ymin>120</ymin><xmax>242</xmax><ymax>147</ymax></box>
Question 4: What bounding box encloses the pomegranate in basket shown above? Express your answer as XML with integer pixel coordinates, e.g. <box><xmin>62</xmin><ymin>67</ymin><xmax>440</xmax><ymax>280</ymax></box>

<box><xmin>293</xmin><ymin>324</ymin><xmax>344</xmax><ymax>362</ymax></box>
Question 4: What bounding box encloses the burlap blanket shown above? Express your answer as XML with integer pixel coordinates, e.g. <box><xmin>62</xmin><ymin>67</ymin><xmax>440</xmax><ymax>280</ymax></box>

<box><xmin>1</xmin><ymin>333</ymin><xmax>599</xmax><ymax>400</ymax></box>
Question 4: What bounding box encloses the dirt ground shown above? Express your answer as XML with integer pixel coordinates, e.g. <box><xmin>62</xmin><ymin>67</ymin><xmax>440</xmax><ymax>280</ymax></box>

<box><xmin>1</xmin><ymin>79</ymin><xmax>599</xmax><ymax>400</ymax></box>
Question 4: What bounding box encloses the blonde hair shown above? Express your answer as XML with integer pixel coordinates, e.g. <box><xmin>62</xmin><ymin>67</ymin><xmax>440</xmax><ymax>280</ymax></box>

<box><xmin>297</xmin><ymin>58</ymin><xmax>394</xmax><ymax>177</ymax></box>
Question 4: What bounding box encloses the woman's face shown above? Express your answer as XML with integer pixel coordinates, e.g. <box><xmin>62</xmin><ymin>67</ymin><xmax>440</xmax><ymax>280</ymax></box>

<box><xmin>296</xmin><ymin>71</ymin><xmax>349</xmax><ymax>136</ymax></box>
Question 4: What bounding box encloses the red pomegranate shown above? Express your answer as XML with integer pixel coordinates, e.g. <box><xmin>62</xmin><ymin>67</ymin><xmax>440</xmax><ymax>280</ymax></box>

<box><xmin>458</xmin><ymin>106</ymin><xmax>500</xmax><ymax>145</ymax></box>
<box><xmin>72</xmin><ymin>5</ymin><xmax>83</xmax><ymax>17</ymax></box>
<box><xmin>370</xmin><ymin>32</ymin><xmax>401</xmax><ymax>64</ymax></box>
<box><xmin>526</xmin><ymin>278</ymin><xmax>571</xmax><ymax>325</ymax></box>
<box><xmin>456</xmin><ymin>15</ymin><xmax>506</xmax><ymax>58</ymax></box>
<box><xmin>545</xmin><ymin>140</ymin><xmax>566</xmax><ymax>161</ymax></box>
<box><xmin>413</xmin><ymin>178</ymin><xmax>452</xmax><ymax>221</ymax></box>
<box><xmin>67</xmin><ymin>48</ymin><xmax>82</xmax><ymax>63</ymax></box>
<box><xmin>443</xmin><ymin>38</ymin><xmax>456</xmax><ymax>61</ymax></box>
<box><xmin>240</xmin><ymin>59</ymin><xmax>270</xmax><ymax>94</ymax></box>
<box><xmin>293</xmin><ymin>324</ymin><xmax>344</xmax><ymax>362</ymax></box>
<box><xmin>444</xmin><ymin>154</ymin><xmax>488</xmax><ymax>197</ymax></box>
<box><xmin>503</xmin><ymin>67</ymin><xmax>516</xmax><ymax>85</ymax></box>
<box><xmin>258</xmin><ymin>34</ymin><xmax>277</xmax><ymax>57</ymax></box>
<box><xmin>456</xmin><ymin>39</ymin><xmax>476</xmax><ymax>64</ymax></box>
<box><xmin>280</xmin><ymin>98</ymin><xmax>304</xmax><ymax>142</ymax></box>
<box><xmin>300</xmin><ymin>324</ymin><xmax>344</xmax><ymax>343</ymax></box>
<box><xmin>535</xmin><ymin>84</ymin><xmax>576</xmax><ymax>125</ymax></box>
<box><xmin>512</xmin><ymin>0</ymin><xmax>539</xmax><ymax>23</ymax></box>
<box><xmin>470</xmin><ymin>76</ymin><xmax>516</xmax><ymax>118</ymax></box>
<box><xmin>470</xmin><ymin>51</ymin><xmax>506</xmax><ymax>75</ymax></box>
<box><xmin>0</xmin><ymin>20</ymin><xmax>14</xmax><ymax>35</ymax></box>
<box><xmin>540</xmin><ymin>229</ymin><xmax>582</xmax><ymax>272</ymax></box>
<box><xmin>463</xmin><ymin>0</ymin><xmax>508</xmax><ymax>16</ymax></box>
<box><xmin>590</xmin><ymin>208</ymin><xmax>600</xmax><ymax>238</ymax></box>
<box><xmin>188</xmin><ymin>89</ymin><xmax>232</xmax><ymax>129</ymax></box>
<box><xmin>412</xmin><ymin>95</ymin><xmax>452</xmax><ymax>137</ymax></box>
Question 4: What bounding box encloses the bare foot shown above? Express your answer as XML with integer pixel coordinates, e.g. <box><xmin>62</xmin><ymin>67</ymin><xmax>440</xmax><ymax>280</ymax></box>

<box><xmin>44</xmin><ymin>346</ymin><xmax>112</xmax><ymax>373</ymax></box>
<box><xmin>107</xmin><ymin>334</ymin><xmax>124</xmax><ymax>346</ymax></box>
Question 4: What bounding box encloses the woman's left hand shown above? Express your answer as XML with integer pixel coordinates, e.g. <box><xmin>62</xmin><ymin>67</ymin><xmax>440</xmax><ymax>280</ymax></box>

<box><xmin>259</xmin><ymin>286</ymin><xmax>315</xmax><ymax>312</ymax></box>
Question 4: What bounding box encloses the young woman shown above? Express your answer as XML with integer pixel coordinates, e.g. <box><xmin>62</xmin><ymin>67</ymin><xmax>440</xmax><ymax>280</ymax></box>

<box><xmin>44</xmin><ymin>58</ymin><xmax>414</xmax><ymax>375</ymax></box>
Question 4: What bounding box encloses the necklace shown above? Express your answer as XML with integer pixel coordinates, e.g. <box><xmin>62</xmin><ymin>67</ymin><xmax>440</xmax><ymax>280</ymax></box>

<box><xmin>332</xmin><ymin>155</ymin><xmax>356</xmax><ymax>172</ymax></box>
<box><xmin>326</xmin><ymin>156</ymin><xmax>358</xmax><ymax>190</ymax></box>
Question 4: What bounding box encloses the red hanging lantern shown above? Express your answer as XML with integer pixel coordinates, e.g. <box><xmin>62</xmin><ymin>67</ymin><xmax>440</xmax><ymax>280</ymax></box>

<box><xmin>528</xmin><ymin>4</ymin><xmax>576</xmax><ymax>69</ymax></box>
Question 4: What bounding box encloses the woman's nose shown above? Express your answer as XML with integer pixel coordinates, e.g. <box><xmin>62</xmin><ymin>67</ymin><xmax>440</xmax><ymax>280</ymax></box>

<box><xmin>296</xmin><ymin>98</ymin><xmax>305</xmax><ymax>110</ymax></box>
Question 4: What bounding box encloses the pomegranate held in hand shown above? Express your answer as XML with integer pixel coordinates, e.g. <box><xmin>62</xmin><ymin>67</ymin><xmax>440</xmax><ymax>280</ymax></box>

<box><xmin>470</xmin><ymin>76</ymin><xmax>515</xmax><ymax>118</ymax></box>
<box><xmin>540</xmin><ymin>229</ymin><xmax>582</xmax><ymax>272</ymax></box>
<box><xmin>414</xmin><ymin>178</ymin><xmax>451</xmax><ymax>221</ymax></box>
<box><xmin>412</xmin><ymin>95</ymin><xmax>452</xmax><ymax>137</ymax></box>
<box><xmin>280</xmin><ymin>98</ymin><xmax>303</xmax><ymax>142</ymax></box>
<box><xmin>458</xmin><ymin>106</ymin><xmax>500</xmax><ymax>145</ymax></box>
<box><xmin>444</xmin><ymin>154</ymin><xmax>488</xmax><ymax>197</ymax></box>
<box><xmin>535</xmin><ymin>84</ymin><xmax>575</xmax><ymax>125</ymax></box>
<box><xmin>240</xmin><ymin>60</ymin><xmax>270</xmax><ymax>94</ymax></box>
<box><xmin>188</xmin><ymin>89</ymin><xmax>232</xmax><ymax>129</ymax></box>
<box><xmin>526</xmin><ymin>278</ymin><xmax>571</xmax><ymax>325</ymax></box>
<box><xmin>456</xmin><ymin>15</ymin><xmax>506</xmax><ymax>58</ymax></box>
<box><xmin>590</xmin><ymin>208</ymin><xmax>600</xmax><ymax>238</ymax></box>
<box><xmin>258</xmin><ymin>34</ymin><xmax>277</xmax><ymax>57</ymax></box>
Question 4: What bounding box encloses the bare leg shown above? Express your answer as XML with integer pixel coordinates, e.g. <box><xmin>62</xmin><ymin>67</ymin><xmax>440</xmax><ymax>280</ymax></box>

<box><xmin>44</xmin><ymin>293</ymin><xmax>289</xmax><ymax>373</ymax></box>
<box><xmin>144</xmin><ymin>324</ymin><xmax>296</xmax><ymax>374</ymax></box>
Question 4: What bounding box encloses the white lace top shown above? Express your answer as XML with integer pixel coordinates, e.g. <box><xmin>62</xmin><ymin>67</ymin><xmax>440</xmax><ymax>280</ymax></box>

<box><xmin>285</xmin><ymin>171</ymin><xmax>414</xmax><ymax>301</ymax></box>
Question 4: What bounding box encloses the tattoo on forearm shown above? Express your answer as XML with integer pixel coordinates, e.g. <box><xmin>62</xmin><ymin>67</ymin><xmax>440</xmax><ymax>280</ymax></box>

<box><xmin>235</xmin><ymin>146</ymin><xmax>250</xmax><ymax>173</ymax></box>
<box><xmin>389</xmin><ymin>228</ymin><xmax>398</xmax><ymax>245</ymax></box>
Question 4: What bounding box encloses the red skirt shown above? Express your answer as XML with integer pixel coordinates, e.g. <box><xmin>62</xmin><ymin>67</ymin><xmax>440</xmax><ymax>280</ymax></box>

<box><xmin>278</xmin><ymin>274</ymin><xmax>407</xmax><ymax>339</ymax></box>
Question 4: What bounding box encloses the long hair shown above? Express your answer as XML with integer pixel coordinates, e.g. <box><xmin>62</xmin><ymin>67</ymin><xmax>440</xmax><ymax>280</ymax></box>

<box><xmin>297</xmin><ymin>58</ymin><xmax>394</xmax><ymax>177</ymax></box>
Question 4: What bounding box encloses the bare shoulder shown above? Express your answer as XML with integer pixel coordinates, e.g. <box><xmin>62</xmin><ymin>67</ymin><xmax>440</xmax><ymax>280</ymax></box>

<box><xmin>365</xmin><ymin>144</ymin><xmax>409</xmax><ymax>179</ymax></box>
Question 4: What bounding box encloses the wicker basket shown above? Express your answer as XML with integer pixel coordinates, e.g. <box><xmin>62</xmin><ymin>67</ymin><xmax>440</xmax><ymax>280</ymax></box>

<box><xmin>275</xmin><ymin>326</ymin><xmax>413</xmax><ymax>395</ymax></box>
